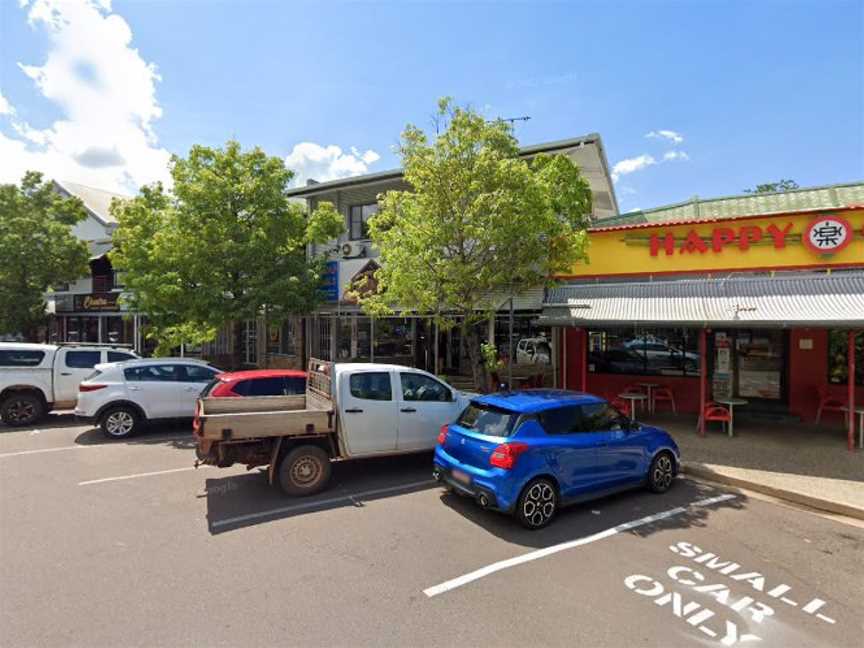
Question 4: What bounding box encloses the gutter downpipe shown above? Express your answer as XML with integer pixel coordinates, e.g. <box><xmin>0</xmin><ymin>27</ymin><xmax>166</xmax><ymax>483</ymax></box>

<box><xmin>699</xmin><ymin>328</ymin><xmax>707</xmax><ymax>437</ymax></box>
<box><xmin>849</xmin><ymin>330</ymin><xmax>856</xmax><ymax>452</ymax></box>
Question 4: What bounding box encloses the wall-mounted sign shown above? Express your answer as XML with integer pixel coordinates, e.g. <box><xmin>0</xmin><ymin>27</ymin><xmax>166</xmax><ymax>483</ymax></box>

<box><xmin>319</xmin><ymin>261</ymin><xmax>339</xmax><ymax>303</ymax></box>
<box><xmin>73</xmin><ymin>293</ymin><xmax>119</xmax><ymax>312</ymax></box>
<box><xmin>559</xmin><ymin>209</ymin><xmax>863</xmax><ymax>279</ymax></box>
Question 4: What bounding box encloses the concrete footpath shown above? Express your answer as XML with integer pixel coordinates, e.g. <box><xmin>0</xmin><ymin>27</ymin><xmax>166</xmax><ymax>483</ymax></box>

<box><xmin>652</xmin><ymin>415</ymin><xmax>864</xmax><ymax>520</ymax></box>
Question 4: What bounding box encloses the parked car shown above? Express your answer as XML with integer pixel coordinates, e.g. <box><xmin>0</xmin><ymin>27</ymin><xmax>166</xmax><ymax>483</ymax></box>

<box><xmin>433</xmin><ymin>390</ymin><xmax>680</xmax><ymax>529</ymax></box>
<box><xmin>195</xmin><ymin>359</ymin><xmax>471</xmax><ymax>495</ymax></box>
<box><xmin>0</xmin><ymin>343</ymin><xmax>138</xmax><ymax>426</ymax></box>
<box><xmin>515</xmin><ymin>337</ymin><xmax>552</xmax><ymax>365</ymax></box>
<box><xmin>75</xmin><ymin>358</ymin><xmax>221</xmax><ymax>438</ymax></box>
<box><xmin>201</xmin><ymin>369</ymin><xmax>306</xmax><ymax>398</ymax></box>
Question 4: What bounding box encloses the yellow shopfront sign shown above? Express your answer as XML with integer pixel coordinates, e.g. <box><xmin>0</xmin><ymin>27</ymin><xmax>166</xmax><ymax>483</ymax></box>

<box><xmin>562</xmin><ymin>208</ymin><xmax>864</xmax><ymax>278</ymax></box>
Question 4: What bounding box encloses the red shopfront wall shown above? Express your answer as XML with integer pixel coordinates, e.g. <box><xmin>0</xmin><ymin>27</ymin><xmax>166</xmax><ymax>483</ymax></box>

<box><xmin>560</xmin><ymin>327</ymin><xmax>863</xmax><ymax>421</ymax></box>
<box><xmin>788</xmin><ymin>329</ymin><xmax>864</xmax><ymax>423</ymax></box>
<box><xmin>559</xmin><ymin>327</ymin><xmax>704</xmax><ymax>413</ymax></box>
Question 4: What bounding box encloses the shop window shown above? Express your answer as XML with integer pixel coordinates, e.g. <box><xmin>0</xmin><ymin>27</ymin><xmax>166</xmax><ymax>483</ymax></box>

<box><xmin>827</xmin><ymin>331</ymin><xmax>864</xmax><ymax>386</ymax></box>
<box><xmin>349</xmin><ymin>203</ymin><xmax>378</xmax><ymax>240</ymax></box>
<box><xmin>588</xmin><ymin>327</ymin><xmax>700</xmax><ymax>377</ymax></box>
<box><xmin>267</xmin><ymin>319</ymin><xmax>298</xmax><ymax>356</ymax></box>
<box><xmin>374</xmin><ymin>318</ymin><xmax>413</xmax><ymax>364</ymax></box>
<box><xmin>493</xmin><ymin>315</ymin><xmax>552</xmax><ymax>366</ymax></box>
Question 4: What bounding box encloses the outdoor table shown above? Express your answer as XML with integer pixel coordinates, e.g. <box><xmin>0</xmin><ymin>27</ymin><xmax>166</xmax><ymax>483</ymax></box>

<box><xmin>715</xmin><ymin>397</ymin><xmax>748</xmax><ymax>438</ymax></box>
<box><xmin>618</xmin><ymin>392</ymin><xmax>648</xmax><ymax>421</ymax></box>
<box><xmin>636</xmin><ymin>382</ymin><xmax>660</xmax><ymax>414</ymax></box>
<box><xmin>840</xmin><ymin>406</ymin><xmax>864</xmax><ymax>449</ymax></box>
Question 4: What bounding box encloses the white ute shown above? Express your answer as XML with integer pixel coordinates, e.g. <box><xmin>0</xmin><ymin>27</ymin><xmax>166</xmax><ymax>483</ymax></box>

<box><xmin>194</xmin><ymin>359</ymin><xmax>471</xmax><ymax>495</ymax></box>
<box><xmin>0</xmin><ymin>343</ymin><xmax>138</xmax><ymax>426</ymax></box>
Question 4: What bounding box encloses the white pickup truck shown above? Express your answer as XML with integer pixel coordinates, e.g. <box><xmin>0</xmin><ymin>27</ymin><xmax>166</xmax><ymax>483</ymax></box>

<box><xmin>194</xmin><ymin>359</ymin><xmax>471</xmax><ymax>495</ymax></box>
<box><xmin>0</xmin><ymin>343</ymin><xmax>138</xmax><ymax>426</ymax></box>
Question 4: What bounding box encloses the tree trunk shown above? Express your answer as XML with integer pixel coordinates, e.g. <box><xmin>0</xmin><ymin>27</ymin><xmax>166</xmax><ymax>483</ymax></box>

<box><xmin>463</xmin><ymin>319</ymin><xmax>485</xmax><ymax>392</ymax></box>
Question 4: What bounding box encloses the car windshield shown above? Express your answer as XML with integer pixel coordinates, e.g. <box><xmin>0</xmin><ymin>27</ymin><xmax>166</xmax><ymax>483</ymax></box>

<box><xmin>457</xmin><ymin>403</ymin><xmax>519</xmax><ymax>437</ymax></box>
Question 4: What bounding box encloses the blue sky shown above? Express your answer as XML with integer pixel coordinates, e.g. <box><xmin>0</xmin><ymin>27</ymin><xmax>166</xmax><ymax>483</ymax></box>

<box><xmin>1</xmin><ymin>0</ymin><xmax>862</xmax><ymax>212</ymax></box>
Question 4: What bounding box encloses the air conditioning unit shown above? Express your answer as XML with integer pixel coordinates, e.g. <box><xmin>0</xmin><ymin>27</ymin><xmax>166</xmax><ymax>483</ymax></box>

<box><xmin>341</xmin><ymin>242</ymin><xmax>366</xmax><ymax>259</ymax></box>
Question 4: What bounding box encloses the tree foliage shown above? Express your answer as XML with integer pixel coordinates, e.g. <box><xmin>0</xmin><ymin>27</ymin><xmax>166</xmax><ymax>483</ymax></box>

<box><xmin>744</xmin><ymin>179</ymin><xmax>799</xmax><ymax>194</ymax></box>
<box><xmin>111</xmin><ymin>141</ymin><xmax>343</xmax><ymax>360</ymax></box>
<box><xmin>358</xmin><ymin>98</ymin><xmax>592</xmax><ymax>387</ymax></box>
<box><xmin>0</xmin><ymin>172</ymin><xmax>90</xmax><ymax>339</ymax></box>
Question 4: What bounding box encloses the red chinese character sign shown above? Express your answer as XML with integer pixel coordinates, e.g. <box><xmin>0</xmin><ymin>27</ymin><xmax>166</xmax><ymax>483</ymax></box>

<box><xmin>803</xmin><ymin>216</ymin><xmax>853</xmax><ymax>255</ymax></box>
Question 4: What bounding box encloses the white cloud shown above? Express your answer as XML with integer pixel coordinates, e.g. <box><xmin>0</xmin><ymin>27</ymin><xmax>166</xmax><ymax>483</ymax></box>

<box><xmin>611</xmin><ymin>154</ymin><xmax>656</xmax><ymax>182</ymax></box>
<box><xmin>646</xmin><ymin>129</ymin><xmax>684</xmax><ymax>145</ymax></box>
<box><xmin>0</xmin><ymin>0</ymin><xmax>170</xmax><ymax>192</ymax></box>
<box><xmin>285</xmin><ymin>142</ymin><xmax>381</xmax><ymax>187</ymax></box>
<box><xmin>0</xmin><ymin>92</ymin><xmax>14</xmax><ymax>116</ymax></box>
<box><xmin>663</xmin><ymin>150</ymin><xmax>690</xmax><ymax>161</ymax></box>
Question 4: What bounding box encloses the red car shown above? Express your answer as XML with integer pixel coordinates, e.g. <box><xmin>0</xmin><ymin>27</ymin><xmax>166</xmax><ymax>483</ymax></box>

<box><xmin>202</xmin><ymin>369</ymin><xmax>307</xmax><ymax>398</ymax></box>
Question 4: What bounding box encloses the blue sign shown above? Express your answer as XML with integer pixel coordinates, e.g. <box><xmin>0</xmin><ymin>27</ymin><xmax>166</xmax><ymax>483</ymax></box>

<box><xmin>320</xmin><ymin>261</ymin><xmax>339</xmax><ymax>302</ymax></box>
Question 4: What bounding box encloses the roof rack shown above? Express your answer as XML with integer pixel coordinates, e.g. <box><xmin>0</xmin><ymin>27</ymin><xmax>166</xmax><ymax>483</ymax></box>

<box><xmin>56</xmin><ymin>342</ymin><xmax>134</xmax><ymax>349</ymax></box>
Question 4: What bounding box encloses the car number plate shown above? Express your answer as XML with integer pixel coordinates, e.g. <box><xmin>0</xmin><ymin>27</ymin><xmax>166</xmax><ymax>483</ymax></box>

<box><xmin>451</xmin><ymin>469</ymin><xmax>470</xmax><ymax>485</ymax></box>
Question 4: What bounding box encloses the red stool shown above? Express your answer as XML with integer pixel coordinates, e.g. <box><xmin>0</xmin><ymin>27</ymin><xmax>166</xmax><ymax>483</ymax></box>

<box><xmin>609</xmin><ymin>395</ymin><xmax>631</xmax><ymax>418</ymax></box>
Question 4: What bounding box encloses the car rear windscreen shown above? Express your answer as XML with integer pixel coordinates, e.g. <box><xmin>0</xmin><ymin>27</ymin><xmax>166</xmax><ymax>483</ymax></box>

<box><xmin>457</xmin><ymin>403</ymin><xmax>519</xmax><ymax>437</ymax></box>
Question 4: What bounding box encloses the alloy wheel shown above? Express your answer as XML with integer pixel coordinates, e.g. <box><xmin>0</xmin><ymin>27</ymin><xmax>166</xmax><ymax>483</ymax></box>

<box><xmin>653</xmin><ymin>454</ymin><xmax>674</xmax><ymax>490</ymax></box>
<box><xmin>7</xmin><ymin>400</ymin><xmax>36</xmax><ymax>424</ymax></box>
<box><xmin>105</xmin><ymin>411</ymin><xmax>134</xmax><ymax>437</ymax></box>
<box><xmin>522</xmin><ymin>481</ymin><xmax>556</xmax><ymax>527</ymax></box>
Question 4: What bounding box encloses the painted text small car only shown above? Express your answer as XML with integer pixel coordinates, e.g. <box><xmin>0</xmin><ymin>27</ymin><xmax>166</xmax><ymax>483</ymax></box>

<box><xmin>433</xmin><ymin>390</ymin><xmax>680</xmax><ymax>529</ymax></box>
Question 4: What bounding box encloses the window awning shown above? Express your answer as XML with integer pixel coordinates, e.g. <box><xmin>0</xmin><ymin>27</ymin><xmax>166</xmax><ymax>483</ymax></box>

<box><xmin>540</xmin><ymin>272</ymin><xmax>864</xmax><ymax>328</ymax></box>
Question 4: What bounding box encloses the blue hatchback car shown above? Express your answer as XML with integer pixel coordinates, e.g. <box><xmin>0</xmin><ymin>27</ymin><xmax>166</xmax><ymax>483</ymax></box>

<box><xmin>433</xmin><ymin>390</ymin><xmax>680</xmax><ymax>529</ymax></box>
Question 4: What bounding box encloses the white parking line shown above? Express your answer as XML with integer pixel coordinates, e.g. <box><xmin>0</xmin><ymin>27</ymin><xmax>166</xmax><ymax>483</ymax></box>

<box><xmin>0</xmin><ymin>445</ymin><xmax>91</xmax><ymax>459</ymax></box>
<box><xmin>423</xmin><ymin>493</ymin><xmax>738</xmax><ymax>598</ymax></box>
<box><xmin>210</xmin><ymin>479</ymin><xmax>434</xmax><ymax>529</ymax></box>
<box><xmin>79</xmin><ymin>465</ymin><xmax>209</xmax><ymax>485</ymax></box>
<box><xmin>0</xmin><ymin>434</ymin><xmax>192</xmax><ymax>459</ymax></box>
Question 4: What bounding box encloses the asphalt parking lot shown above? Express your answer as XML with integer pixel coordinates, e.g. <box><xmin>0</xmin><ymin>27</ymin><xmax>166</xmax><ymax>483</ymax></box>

<box><xmin>1</xmin><ymin>416</ymin><xmax>862</xmax><ymax>647</ymax></box>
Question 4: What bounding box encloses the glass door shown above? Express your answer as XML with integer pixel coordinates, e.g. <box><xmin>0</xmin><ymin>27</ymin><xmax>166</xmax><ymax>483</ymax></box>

<box><xmin>734</xmin><ymin>330</ymin><xmax>787</xmax><ymax>402</ymax></box>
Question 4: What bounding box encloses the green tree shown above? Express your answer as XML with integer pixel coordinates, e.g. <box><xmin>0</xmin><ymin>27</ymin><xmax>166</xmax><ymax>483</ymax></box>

<box><xmin>0</xmin><ymin>172</ymin><xmax>90</xmax><ymax>340</ymax></box>
<box><xmin>358</xmin><ymin>98</ymin><xmax>592</xmax><ymax>388</ymax></box>
<box><xmin>744</xmin><ymin>179</ymin><xmax>799</xmax><ymax>194</ymax></box>
<box><xmin>111</xmin><ymin>141</ymin><xmax>343</xmax><ymax>363</ymax></box>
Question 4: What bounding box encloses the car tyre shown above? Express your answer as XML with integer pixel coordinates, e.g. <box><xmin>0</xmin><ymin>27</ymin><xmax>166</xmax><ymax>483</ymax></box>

<box><xmin>515</xmin><ymin>478</ymin><xmax>558</xmax><ymax>530</ymax></box>
<box><xmin>99</xmin><ymin>406</ymin><xmax>140</xmax><ymax>439</ymax></box>
<box><xmin>648</xmin><ymin>451</ymin><xmax>676</xmax><ymax>493</ymax></box>
<box><xmin>278</xmin><ymin>445</ymin><xmax>331</xmax><ymax>497</ymax></box>
<box><xmin>0</xmin><ymin>393</ymin><xmax>44</xmax><ymax>426</ymax></box>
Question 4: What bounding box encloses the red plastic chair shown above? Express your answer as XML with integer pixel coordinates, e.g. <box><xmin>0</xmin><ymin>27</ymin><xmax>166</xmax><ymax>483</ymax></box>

<box><xmin>815</xmin><ymin>386</ymin><xmax>848</xmax><ymax>425</ymax></box>
<box><xmin>609</xmin><ymin>395</ymin><xmax>631</xmax><ymax>418</ymax></box>
<box><xmin>703</xmin><ymin>401</ymin><xmax>732</xmax><ymax>434</ymax></box>
<box><xmin>653</xmin><ymin>386</ymin><xmax>677</xmax><ymax>414</ymax></box>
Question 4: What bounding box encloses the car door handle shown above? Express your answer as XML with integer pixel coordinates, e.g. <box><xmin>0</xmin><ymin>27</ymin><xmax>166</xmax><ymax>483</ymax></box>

<box><xmin>344</xmin><ymin>408</ymin><xmax>364</xmax><ymax>413</ymax></box>
<box><xmin>400</xmin><ymin>407</ymin><xmax>416</xmax><ymax>413</ymax></box>
<box><xmin>60</xmin><ymin>372</ymin><xmax>72</xmax><ymax>376</ymax></box>
<box><xmin>184</xmin><ymin>386</ymin><xmax>198</xmax><ymax>392</ymax></box>
<box><xmin>128</xmin><ymin>386</ymin><xmax>140</xmax><ymax>391</ymax></box>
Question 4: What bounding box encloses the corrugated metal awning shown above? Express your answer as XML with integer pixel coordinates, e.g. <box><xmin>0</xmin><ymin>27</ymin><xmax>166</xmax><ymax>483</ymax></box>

<box><xmin>540</xmin><ymin>272</ymin><xmax>864</xmax><ymax>328</ymax></box>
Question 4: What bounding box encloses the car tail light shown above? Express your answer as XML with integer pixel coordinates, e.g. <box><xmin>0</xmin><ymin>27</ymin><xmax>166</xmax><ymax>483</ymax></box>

<box><xmin>437</xmin><ymin>424</ymin><xmax>448</xmax><ymax>445</ymax></box>
<box><xmin>192</xmin><ymin>401</ymin><xmax>201</xmax><ymax>435</ymax></box>
<box><xmin>489</xmin><ymin>442</ymin><xmax>529</xmax><ymax>470</ymax></box>
<box><xmin>79</xmin><ymin>384</ymin><xmax>107</xmax><ymax>392</ymax></box>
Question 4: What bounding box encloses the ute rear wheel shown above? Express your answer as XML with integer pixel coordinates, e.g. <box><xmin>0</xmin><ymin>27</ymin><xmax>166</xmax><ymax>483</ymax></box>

<box><xmin>515</xmin><ymin>478</ymin><xmax>558</xmax><ymax>530</ymax></box>
<box><xmin>278</xmin><ymin>445</ymin><xmax>331</xmax><ymax>496</ymax></box>
<box><xmin>1</xmin><ymin>393</ymin><xmax>44</xmax><ymax>426</ymax></box>
<box><xmin>648</xmin><ymin>451</ymin><xmax>676</xmax><ymax>493</ymax></box>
